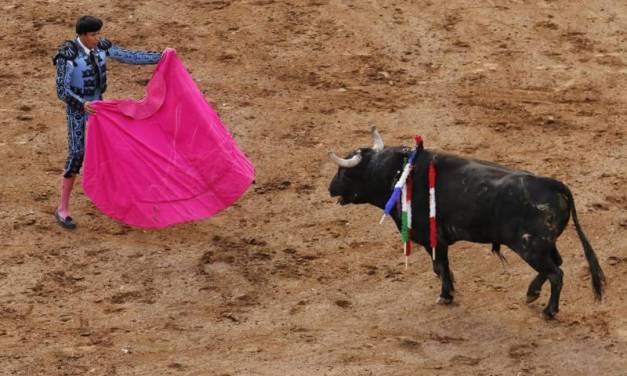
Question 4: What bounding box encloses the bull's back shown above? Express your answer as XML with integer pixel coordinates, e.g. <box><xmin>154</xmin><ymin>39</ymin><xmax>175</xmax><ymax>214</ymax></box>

<box><xmin>433</xmin><ymin>154</ymin><xmax>570</xmax><ymax>245</ymax></box>
<box><xmin>431</xmin><ymin>155</ymin><xmax>517</xmax><ymax>243</ymax></box>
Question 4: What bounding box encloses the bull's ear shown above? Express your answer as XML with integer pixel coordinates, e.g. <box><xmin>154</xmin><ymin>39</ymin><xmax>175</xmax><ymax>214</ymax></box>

<box><xmin>371</xmin><ymin>126</ymin><xmax>384</xmax><ymax>151</ymax></box>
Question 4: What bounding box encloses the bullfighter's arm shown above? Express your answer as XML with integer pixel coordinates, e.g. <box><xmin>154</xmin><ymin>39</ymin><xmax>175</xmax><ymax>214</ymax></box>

<box><xmin>101</xmin><ymin>38</ymin><xmax>161</xmax><ymax>65</ymax></box>
<box><xmin>55</xmin><ymin>59</ymin><xmax>86</xmax><ymax>111</ymax></box>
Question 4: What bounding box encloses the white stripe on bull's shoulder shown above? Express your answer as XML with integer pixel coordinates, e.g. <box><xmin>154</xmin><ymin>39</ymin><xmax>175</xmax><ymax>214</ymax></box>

<box><xmin>429</xmin><ymin>187</ymin><xmax>436</xmax><ymax>217</ymax></box>
<box><xmin>407</xmin><ymin>195</ymin><xmax>412</xmax><ymax>229</ymax></box>
<box><xmin>402</xmin><ymin>184</ymin><xmax>407</xmax><ymax>210</ymax></box>
<box><xmin>395</xmin><ymin>165</ymin><xmax>412</xmax><ymax>189</ymax></box>
<box><xmin>402</xmin><ymin>183</ymin><xmax>407</xmax><ymax>254</ymax></box>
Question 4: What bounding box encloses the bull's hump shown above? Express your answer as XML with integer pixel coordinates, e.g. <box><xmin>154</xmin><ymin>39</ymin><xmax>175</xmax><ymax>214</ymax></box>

<box><xmin>458</xmin><ymin>160</ymin><xmax>519</xmax><ymax>180</ymax></box>
<box><xmin>468</xmin><ymin>159</ymin><xmax>518</xmax><ymax>173</ymax></box>
<box><xmin>434</xmin><ymin>152</ymin><xmax>509</xmax><ymax>172</ymax></box>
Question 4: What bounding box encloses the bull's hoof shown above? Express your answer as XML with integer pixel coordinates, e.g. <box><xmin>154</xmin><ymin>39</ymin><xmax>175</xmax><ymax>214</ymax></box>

<box><xmin>542</xmin><ymin>306</ymin><xmax>559</xmax><ymax>319</ymax></box>
<box><xmin>436</xmin><ymin>296</ymin><xmax>453</xmax><ymax>305</ymax></box>
<box><xmin>526</xmin><ymin>292</ymin><xmax>541</xmax><ymax>304</ymax></box>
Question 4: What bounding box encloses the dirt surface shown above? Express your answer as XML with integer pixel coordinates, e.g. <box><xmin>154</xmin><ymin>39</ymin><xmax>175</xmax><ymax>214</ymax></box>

<box><xmin>1</xmin><ymin>1</ymin><xmax>626</xmax><ymax>375</ymax></box>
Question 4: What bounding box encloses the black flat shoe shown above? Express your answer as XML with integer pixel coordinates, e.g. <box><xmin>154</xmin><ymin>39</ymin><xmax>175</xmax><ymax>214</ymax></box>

<box><xmin>55</xmin><ymin>209</ymin><xmax>76</xmax><ymax>229</ymax></box>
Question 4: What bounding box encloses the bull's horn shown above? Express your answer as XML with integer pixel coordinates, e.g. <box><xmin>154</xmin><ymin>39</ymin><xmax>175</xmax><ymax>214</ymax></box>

<box><xmin>371</xmin><ymin>126</ymin><xmax>384</xmax><ymax>151</ymax></box>
<box><xmin>328</xmin><ymin>151</ymin><xmax>362</xmax><ymax>168</ymax></box>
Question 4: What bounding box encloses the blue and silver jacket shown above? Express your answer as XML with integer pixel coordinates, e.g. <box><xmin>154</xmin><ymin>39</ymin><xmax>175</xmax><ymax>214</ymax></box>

<box><xmin>53</xmin><ymin>38</ymin><xmax>161</xmax><ymax>111</ymax></box>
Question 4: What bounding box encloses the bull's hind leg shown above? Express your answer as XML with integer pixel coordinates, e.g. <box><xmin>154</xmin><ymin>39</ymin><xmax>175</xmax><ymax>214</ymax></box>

<box><xmin>544</xmin><ymin>267</ymin><xmax>564</xmax><ymax>318</ymax></box>
<box><xmin>526</xmin><ymin>274</ymin><xmax>547</xmax><ymax>303</ymax></box>
<box><xmin>526</xmin><ymin>246</ymin><xmax>562</xmax><ymax>304</ymax></box>
<box><xmin>521</xmin><ymin>245</ymin><xmax>564</xmax><ymax>318</ymax></box>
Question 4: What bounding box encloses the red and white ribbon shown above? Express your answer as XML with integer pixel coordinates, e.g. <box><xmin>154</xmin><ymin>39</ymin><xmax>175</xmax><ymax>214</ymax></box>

<box><xmin>428</xmin><ymin>161</ymin><xmax>437</xmax><ymax>260</ymax></box>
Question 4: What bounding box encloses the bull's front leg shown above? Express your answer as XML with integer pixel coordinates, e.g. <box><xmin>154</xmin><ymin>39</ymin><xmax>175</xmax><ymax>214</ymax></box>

<box><xmin>422</xmin><ymin>246</ymin><xmax>439</xmax><ymax>277</ymax></box>
<box><xmin>434</xmin><ymin>243</ymin><xmax>454</xmax><ymax>304</ymax></box>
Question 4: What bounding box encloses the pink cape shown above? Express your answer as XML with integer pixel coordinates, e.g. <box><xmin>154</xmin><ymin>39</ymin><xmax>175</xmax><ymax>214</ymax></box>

<box><xmin>83</xmin><ymin>49</ymin><xmax>255</xmax><ymax>228</ymax></box>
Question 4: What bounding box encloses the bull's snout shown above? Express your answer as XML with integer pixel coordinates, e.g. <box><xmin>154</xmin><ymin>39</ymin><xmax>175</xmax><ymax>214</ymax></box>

<box><xmin>329</xmin><ymin>176</ymin><xmax>348</xmax><ymax>205</ymax></box>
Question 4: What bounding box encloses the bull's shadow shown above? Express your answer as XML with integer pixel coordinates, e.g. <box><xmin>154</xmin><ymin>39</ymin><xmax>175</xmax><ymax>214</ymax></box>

<box><xmin>328</xmin><ymin>127</ymin><xmax>605</xmax><ymax>318</ymax></box>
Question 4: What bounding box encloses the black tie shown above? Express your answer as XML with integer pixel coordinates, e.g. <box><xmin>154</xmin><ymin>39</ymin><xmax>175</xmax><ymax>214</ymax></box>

<box><xmin>89</xmin><ymin>50</ymin><xmax>101</xmax><ymax>90</ymax></box>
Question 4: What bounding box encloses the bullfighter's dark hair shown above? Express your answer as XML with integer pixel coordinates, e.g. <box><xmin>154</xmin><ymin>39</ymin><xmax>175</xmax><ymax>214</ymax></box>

<box><xmin>76</xmin><ymin>16</ymin><xmax>103</xmax><ymax>35</ymax></box>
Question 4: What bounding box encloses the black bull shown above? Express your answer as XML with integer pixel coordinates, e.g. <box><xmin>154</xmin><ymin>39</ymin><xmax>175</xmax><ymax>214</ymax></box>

<box><xmin>328</xmin><ymin>128</ymin><xmax>605</xmax><ymax>318</ymax></box>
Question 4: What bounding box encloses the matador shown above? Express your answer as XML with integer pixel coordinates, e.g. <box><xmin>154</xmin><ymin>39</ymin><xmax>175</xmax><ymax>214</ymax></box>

<box><xmin>53</xmin><ymin>15</ymin><xmax>162</xmax><ymax>228</ymax></box>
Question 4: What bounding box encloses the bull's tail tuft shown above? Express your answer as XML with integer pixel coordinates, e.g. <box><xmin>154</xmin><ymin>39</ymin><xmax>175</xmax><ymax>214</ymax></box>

<box><xmin>564</xmin><ymin>187</ymin><xmax>606</xmax><ymax>300</ymax></box>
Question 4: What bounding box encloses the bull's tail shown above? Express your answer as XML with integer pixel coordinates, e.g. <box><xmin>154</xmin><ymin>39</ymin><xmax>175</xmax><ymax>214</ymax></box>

<box><xmin>563</xmin><ymin>186</ymin><xmax>606</xmax><ymax>300</ymax></box>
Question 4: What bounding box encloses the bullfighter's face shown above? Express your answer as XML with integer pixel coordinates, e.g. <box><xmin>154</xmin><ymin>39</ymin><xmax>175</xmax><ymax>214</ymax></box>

<box><xmin>79</xmin><ymin>31</ymin><xmax>102</xmax><ymax>50</ymax></box>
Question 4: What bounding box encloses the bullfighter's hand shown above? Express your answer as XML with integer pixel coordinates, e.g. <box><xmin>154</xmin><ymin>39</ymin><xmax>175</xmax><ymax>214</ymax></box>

<box><xmin>84</xmin><ymin>101</ymin><xmax>96</xmax><ymax>114</ymax></box>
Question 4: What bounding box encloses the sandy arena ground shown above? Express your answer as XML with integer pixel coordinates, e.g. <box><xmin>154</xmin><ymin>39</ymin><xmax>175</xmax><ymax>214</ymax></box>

<box><xmin>1</xmin><ymin>0</ymin><xmax>626</xmax><ymax>375</ymax></box>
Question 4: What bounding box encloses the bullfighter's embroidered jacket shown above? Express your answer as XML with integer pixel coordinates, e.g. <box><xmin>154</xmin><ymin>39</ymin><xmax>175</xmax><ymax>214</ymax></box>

<box><xmin>53</xmin><ymin>37</ymin><xmax>161</xmax><ymax>111</ymax></box>
<box><xmin>53</xmin><ymin>37</ymin><xmax>160</xmax><ymax>177</ymax></box>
